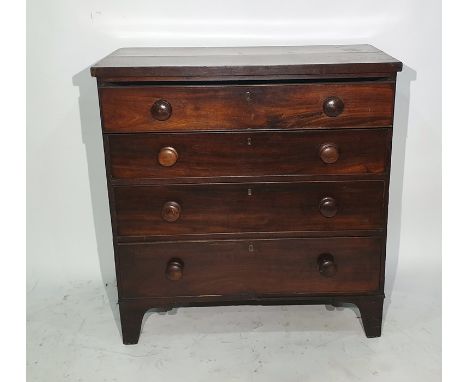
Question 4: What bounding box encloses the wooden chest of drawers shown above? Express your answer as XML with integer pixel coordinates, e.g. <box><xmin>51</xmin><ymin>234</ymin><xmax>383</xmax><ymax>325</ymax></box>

<box><xmin>91</xmin><ymin>45</ymin><xmax>402</xmax><ymax>344</ymax></box>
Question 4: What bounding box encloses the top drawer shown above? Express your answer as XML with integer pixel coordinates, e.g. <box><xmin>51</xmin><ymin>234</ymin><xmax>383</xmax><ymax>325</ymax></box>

<box><xmin>99</xmin><ymin>82</ymin><xmax>395</xmax><ymax>133</ymax></box>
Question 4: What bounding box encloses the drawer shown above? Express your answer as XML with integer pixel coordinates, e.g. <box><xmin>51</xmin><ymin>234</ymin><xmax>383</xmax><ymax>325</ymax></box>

<box><xmin>99</xmin><ymin>83</ymin><xmax>395</xmax><ymax>133</ymax></box>
<box><xmin>108</xmin><ymin>129</ymin><xmax>391</xmax><ymax>180</ymax></box>
<box><xmin>113</xmin><ymin>181</ymin><xmax>385</xmax><ymax>237</ymax></box>
<box><xmin>117</xmin><ymin>237</ymin><xmax>382</xmax><ymax>298</ymax></box>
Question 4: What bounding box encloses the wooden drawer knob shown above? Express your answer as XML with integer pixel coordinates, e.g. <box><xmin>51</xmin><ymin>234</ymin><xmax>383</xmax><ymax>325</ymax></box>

<box><xmin>166</xmin><ymin>259</ymin><xmax>184</xmax><ymax>281</ymax></box>
<box><xmin>319</xmin><ymin>196</ymin><xmax>338</xmax><ymax>218</ymax></box>
<box><xmin>162</xmin><ymin>201</ymin><xmax>181</xmax><ymax>222</ymax></box>
<box><xmin>317</xmin><ymin>254</ymin><xmax>337</xmax><ymax>277</ymax></box>
<box><xmin>151</xmin><ymin>99</ymin><xmax>172</xmax><ymax>121</ymax></box>
<box><xmin>323</xmin><ymin>96</ymin><xmax>344</xmax><ymax>117</ymax></box>
<box><xmin>158</xmin><ymin>147</ymin><xmax>178</xmax><ymax>167</ymax></box>
<box><xmin>319</xmin><ymin>143</ymin><xmax>339</xmax><ymax>164</ymax></box>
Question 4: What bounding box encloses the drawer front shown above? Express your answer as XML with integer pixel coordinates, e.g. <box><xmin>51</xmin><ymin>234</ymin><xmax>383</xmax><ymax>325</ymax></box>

<box><xmin>99</xmin><ymin>83</ymin><xmax>395</xmax><ymax>133</ymax></box>
<box><xmin>108</xmin><ymin>129</ymin><xmax>390</xmax><ymax>180</ymax></box>
<box><xmin>113</xmin><ymin>181</ymin><xmax>385</xmax><ymax>237</ymax></box>
<box><xmin>117</xmin><ymin>237</ymin><xmax>382</xmax><ymax>298</ymax></box>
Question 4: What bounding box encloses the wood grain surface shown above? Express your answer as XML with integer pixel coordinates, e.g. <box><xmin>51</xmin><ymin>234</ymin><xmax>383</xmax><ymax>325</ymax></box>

<box><xmin>113</xmin><ymin>180</ymin><xmax>385</xmax><ymax>237</ymax></box>
<box><xmin>99</xmin><ymin>83</ymin><xmax>395</xmax><ymax>132</ymax></box>
<box><xmin>117</xmin><ymin>237</ymin><xmax>382</xmax><ymax>298</ymax></box>
<box><xmin>90</xmin><ymin>45</ymin><xmax>402</xmax><ymax>79</ymax></box>
<box><xmin>107</xmin><ymin>128</ymin><xmax>391</xmax><ymax>180</ymax></box>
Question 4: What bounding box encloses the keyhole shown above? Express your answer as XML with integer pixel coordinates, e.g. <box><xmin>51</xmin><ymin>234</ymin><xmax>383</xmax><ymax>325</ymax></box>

<box><xmin>245</xmin><ymin>91</ymin><xmax>252</xmax><ymax>102</ymax></box>
<box><xmin>247</xmin><ymin>137</ymin><xmax>252</xmax><ymax>146</ymax></box>
<box><xmin>248</xmin><ymin>243</ymin><xmax>254</xmax><ymax>252</ymax></box>
<box><xmin>247</xmin><ymin>188</ymin><xmax>252</xmax><ymax>196</ymax></box>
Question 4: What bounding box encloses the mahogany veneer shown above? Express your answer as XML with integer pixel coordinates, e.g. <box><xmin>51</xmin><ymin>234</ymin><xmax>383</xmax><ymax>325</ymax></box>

<box><xmin>91</xmin><ymin>45</ymin><xmax>402</xmax><ymax>344</ymax></box>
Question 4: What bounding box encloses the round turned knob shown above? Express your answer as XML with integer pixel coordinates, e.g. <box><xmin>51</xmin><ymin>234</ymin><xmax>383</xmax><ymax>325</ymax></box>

<box><xmin>323</xmin><ymin>96</ymin><xmax>344</xmax><ymax>117</ymax></box>
<box><xmin>166</xmin><ymin>259</ymin><xmax>184</xmax><ymax>281</ymax></box>
<box><xmin>151</xmin><ymin>99</ymin><xmax>172</xmax><ymax>121</ymax></box>
<box><xmin>317</xmin><ymin>254</ymin><xmax>337</xmax><ymax>277</ymax></box>
<box><xmin>158</xmin><ymin>147</ymin><xmax>178</xmax><ymax>167</ymax></box>
<box><xmin>319</xmin><ymin>196</ymin><xmax>338</xmax><ymax>218</ymax></box>
<box><xmin>162</xmin><ymin>201</ymin><xmax>181</xmax><ymax>222</ymax></box>
<box><xmin>319</xmin><ymin>143</ymin><xmax>339</xmax><ymax>164</ymax></box>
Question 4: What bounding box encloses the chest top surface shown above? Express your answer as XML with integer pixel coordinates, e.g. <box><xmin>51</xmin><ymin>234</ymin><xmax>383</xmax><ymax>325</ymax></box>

<box><xmin>90</xmin><ymin>44</ymin><xmax>402</xmax><ymax>80</ymax></box>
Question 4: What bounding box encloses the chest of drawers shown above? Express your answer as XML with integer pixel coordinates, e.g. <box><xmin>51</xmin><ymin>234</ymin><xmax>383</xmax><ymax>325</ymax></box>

<box><xmin>91</xmin><ymin>45</ymin><xmax>402</xmax><ymax>344</ymax></box>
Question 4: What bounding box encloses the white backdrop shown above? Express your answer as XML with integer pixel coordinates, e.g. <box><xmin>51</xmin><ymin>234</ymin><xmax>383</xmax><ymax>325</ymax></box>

<box><xmin>27</xmin><ymin>0</ymin><xmax>440</xmax><ymax>309</ymax></box>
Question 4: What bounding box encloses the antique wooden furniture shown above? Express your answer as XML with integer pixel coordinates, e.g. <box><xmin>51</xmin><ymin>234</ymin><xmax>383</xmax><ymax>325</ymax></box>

<box><xmin>91</xmin><ymin>45</ymin><xmax>402</xmax><ymax>344</ymax></box>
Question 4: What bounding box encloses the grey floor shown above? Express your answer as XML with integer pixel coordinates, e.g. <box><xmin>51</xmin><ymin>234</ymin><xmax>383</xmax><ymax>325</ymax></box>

<box><xmin>27</xmin><ymin>278</ymin><xmax>440</xmax><ymax>382</ymax></box>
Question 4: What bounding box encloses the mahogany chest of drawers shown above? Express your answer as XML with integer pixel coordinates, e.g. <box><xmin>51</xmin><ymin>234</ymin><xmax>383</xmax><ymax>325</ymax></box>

<box><xmin>91</xmin><ymin>45</ymin><xmax>402</xmax><ymax>344</ymax></box>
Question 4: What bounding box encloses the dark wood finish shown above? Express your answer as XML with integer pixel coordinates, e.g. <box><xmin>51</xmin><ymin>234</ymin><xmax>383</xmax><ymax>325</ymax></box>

<box><xmin>113</xmin><ymin>181</ymin><xmax>385</xmax><ymax>237</ymax></box>
<box><xmin>151</xmin><ymin>99</ymin><xmax>172</xmax><ymax>121</ymax></box>
<box><xmin>323</xmin><ymin>96</ymin><xmax>344</xmax><ymax>117</ymax></box>
<box><xmin>90</xmin><ymin>45</ymin><xmax>402</xmax><ymax>343</ymax></box>
<box><xmin>99</xmin><ymin>83</ymin><xmax>395</xmax><ymax>133</ymax></box>
<box><xmin>317</xmin><ymin>253</ymin><xmax>338</xmax><ymax>277</ymax></box>
<box><xmin>354</xmin><ymin>295</ymin><xmax>385</xmax><ymax>337</ymax></box>
<box><xmin>119</xmin><ymin>294</ymin><xmax>384</xmax><ymax>344</ymax></box>
<box><xmin>117</xmin><ymin>237</ymin><xmax>381</xmax><ymax>298</ymax></box>
<box><xmin>107</xmin><ymin>129</ymin><xmax>391</xmax><ymax>180</ymax></box>
<box><xmin>90</xmin><ymin>45</ymin><xmax>402</xmax><ymax>80</ymax></box>
<box><xmin>111</xmin><ymin>174</ymin><xmax>389</xmax><ymax>187</ymax></box>
<box><xmin>116</xmin><ymin>229</ymin><xmax>385</xmax><ymax>244</ymax></box>
<box><xmin>118</xmin><ymin>300</ymin><xmax>148</xmax><ymax>345</ymax></box>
